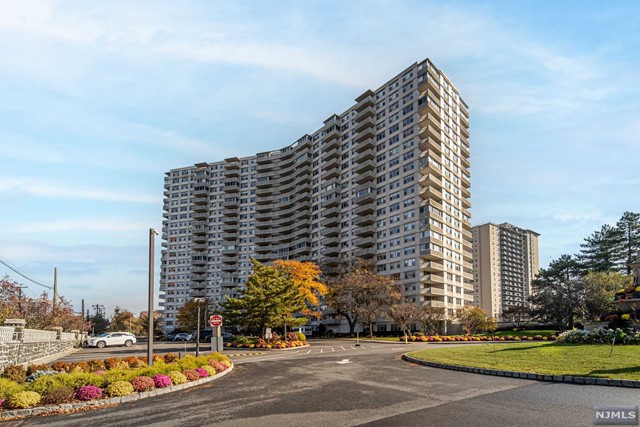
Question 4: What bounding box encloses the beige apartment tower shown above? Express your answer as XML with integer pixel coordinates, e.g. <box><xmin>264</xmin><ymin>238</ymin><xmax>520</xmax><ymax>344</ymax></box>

<box><xmin>160</xmin><ymin>58</ymin><xmax>472</xmax><ymax>333</ymax></box>
<box><xmin>472</xmin><ymin>223</ymin><xmax>540</xmax><ymax>320</ymax></box>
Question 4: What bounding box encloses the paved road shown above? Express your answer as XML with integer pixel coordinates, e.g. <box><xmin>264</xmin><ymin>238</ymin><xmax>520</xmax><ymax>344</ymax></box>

<box><xmin>6</xmin><ymin>340</ymin><xmax>640</xmax><ymax>426</ymax></box>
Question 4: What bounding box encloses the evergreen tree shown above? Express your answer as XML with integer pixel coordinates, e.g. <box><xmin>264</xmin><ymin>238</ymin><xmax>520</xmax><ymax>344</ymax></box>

<box><xmin>578</xmin><ymin>224</ymin><xmax>623</xmax><ymax>273</ymax></box>
<box><xmin>616</xmin><ymin>211</ymin><xmax>640</xmax><ymax>275</ymax></box>
<box><xmin>529</xmin><ymin>254</ymin><xmax>584</xmax><ymax>331</ymax></box>
<box><xmin>222</xmin><ymin>259</ymin><xmax>306</xmax><ymax>338</ymax></box>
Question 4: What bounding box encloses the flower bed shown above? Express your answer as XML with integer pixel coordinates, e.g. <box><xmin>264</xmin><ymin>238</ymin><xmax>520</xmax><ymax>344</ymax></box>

<box><xmin>400</xmin><ymin>334</ymin><xmax>557</xmax><ymax>342</ymax></box>
<box><xmin>0</xmin><ymin>352</ymin><xmax>232</xmax><ymax>416</ymax></box>
<box><xmin>225</xmin><ymin>332</ymin><xmax>309</xmax><ymax>350</ymax></box>
<box><xmin>556</xmin><ymin>328</ymin><xmax>640</xmax><ymax>345</ymax></box>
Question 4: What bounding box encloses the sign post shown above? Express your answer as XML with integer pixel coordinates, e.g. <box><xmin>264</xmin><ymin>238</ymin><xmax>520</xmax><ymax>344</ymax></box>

<box><xmin>209</xmin><ymin>315</ymin><xmax>223</xmax><ymax>353</ymax></box>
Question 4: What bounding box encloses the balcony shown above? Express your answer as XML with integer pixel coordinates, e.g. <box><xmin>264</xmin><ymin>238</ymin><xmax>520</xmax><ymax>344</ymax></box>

<box><xmin>223</xmin><ymin>182</ymin><xmax>239</xmax><ymax>193</ymax></box>
<box><xmin>354</xmin><ymin>148</ymin><xmax>375</xmax><ymax>164</ymax></box>
<box><xmin>354</xmin><ymin>159</ymin><xmax>375</xmax><ymax>175</ymax></box>
<box><xmin>354</xmin><ymin>214</ymin><xmax>375</xmax><ymax>226</ymax></box>
<box><xmin>354</xmin><ymin>237</ymin><xmax>375</xmax><ymax>248</ymax></box>
<box><xmin>323</xmin><ymin>226</ymin><xmax>340</xmax><ymax>237</ymax></box>
<box><xmin>354</xmin><ymin>203</ymin><xmax>375</xmax><ymax>216</ymax></box>
<box><xmin>354</xmin><ymin>128</ymin><xmax>375</xmax><ymax>143</ymax></box>
<box><xmin>321</xmin><ymin>166</ymin><xmax>340</xmax><ymax>181</ymax></box>
<box><xmin>422</xmin><ymin>274</ymin><xmax>445</xmax><ymax>285</ymax></box>
<box><xmin>321</xmin><ymin>214</ymin><xmax>340</xmax><ymax>228</ymax></box>
<box><xmin>421</xmin><ymin>261</ymin><xmax>444</xmax><ymax>272</ymax></box>
<box><xmin>323</xmin><ymin>237</ymin><xmax>340</xmax><ymax>247</ymax></box>
<box><xmin>354</xmin><ymin>188</ymin><xmax>375</xmax><ymax>205</ymax></box>
<box><xmin>324</xmin><ymin>145</ymin><xmax>340</xmax><ymax>160</ymax></box>
<box><xmin>354</xmin><ymin>138</ymin><xmax>374</xmax><ymax>153</ymax></box>
<box><xmin>354</xmin><ymin>117</ymin><xmax>375</xmax><ymax>133</ymax></box>
<box><xmin>324</xmin><ymin>246</ymin><xmax>340</xmax><ymax>256</ymax></box>
<box><xmin>323</xmin><ymin>128</ymin><xmax>341</xmax><ymax>142</ymax></box>
<box><xmin>421</xmin><ymin>287</ymin><xmax>445</xmax><ymax>297</ymax></box>
<box><xmin>191</xmin><ymin>274</ymin><xmax>207</xmax><ymax>282</ymax></box>
<box><xmin>354</xmin><ymin>170</ymin><xmax>375</xmax><ymax>185</ymax></box>
<box><xmin>355</xmin><ymin>247</ymin><xmax>375</xmax><ymax>259</ymax></box>
<box><xmin>355</xmin><ymin>105</ymin><xmax>375</xmax><ymax>122</ymax></box>
<box><xmin>354</xmin><ymin>225</ymin><xmax>375</xmax><ymax>237</ymax></box>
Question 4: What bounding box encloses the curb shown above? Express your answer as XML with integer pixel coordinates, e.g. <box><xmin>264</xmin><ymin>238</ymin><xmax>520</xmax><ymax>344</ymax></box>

<box><xmin>402</xmin><ymin>354</ymin><xmax>640</xmax><ymax>388</ymax></box>
<box><xmin>224</xmin><ymin>352</ymin><xmax>266</xmax><ymax>357</ymax></box>
<box><xmin>224</xmin><ymin>344</ymin><xmax>310</xmax><ymax>352</ymax></box>
<box><xmin>0</xmin><ymin>363</ymin><xmax>234</xmax><ymax>420</ymax></box>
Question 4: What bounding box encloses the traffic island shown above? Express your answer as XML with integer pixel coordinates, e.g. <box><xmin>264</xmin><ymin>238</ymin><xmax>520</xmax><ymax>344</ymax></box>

<box><xmin>403</xmin><ymin>342</ymin><xmax>640</xmax><ymax>388</ymax></box>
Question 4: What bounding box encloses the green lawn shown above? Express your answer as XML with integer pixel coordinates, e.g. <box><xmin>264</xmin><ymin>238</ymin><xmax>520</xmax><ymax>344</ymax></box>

<box><xmin>408</xmin><ymin>342</ymin><xmax>640</xmax><ymax>380</ymax></box>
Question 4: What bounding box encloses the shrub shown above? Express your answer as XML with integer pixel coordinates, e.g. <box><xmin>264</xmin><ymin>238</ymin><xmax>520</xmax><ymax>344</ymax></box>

<box><xmin>0</xmin><ymin>398</ymin><xmax>3</xmax><ymax>407</ymax></box>
<box><xmin>41</xmin><ymin>386</ymin><xmax>75</xmax><ymax>405</ymax></box>
<box><xmin>3</xmin><ymin>365</ymin><xmax>26</xmax><ymax>383</ymax></box>
<box><xmin>70</xmin><ymin>361</ymin><xmax>91</xmax><ymax>373</ymax></box>
<box><xmin>87</xmin><ymin>359</ymin><xmax>106</xmax><ymax>371</ymax></box>
<box><xmin>57</xmin><ymin>372</ymin><xmax>105</xmax><ymax>389</ymax></box>
<box><xmin>130</xmin><ymin>376</ymin><xmax>155</xmax><ymax>392</ymax></box>
<box><xmin>176</xmin><ymin>355</ymin><xmax>199</xmax><ymax>371</ymax></box>
<box><xmin>75</xmin><ymin>385</ymin><xmax>102</xmax><ymax>401</ymax></box>
<box><xmin>137</xmin><ymin>356</ymin><xmax>148</xmax><ymax>365</ymax></box>
<box><xmin>0</xmin><ymin>378</ymin><xmax>24</xmax><ymax>400</ymax></box>
<box><xmin>104</xmin><ymin>358</ymin><xmax>121</xmax><ymax>370</ymax></box>
<box><xmin>183</xmin><ymin>370</ymin><xmax>200</xmax><ymax>381</ymax></box>
<box><xmin>26</xmin><ymin>364</ymin><xmax>50</xmax><ymax>376</ymax></box>
<box><xmin>26</xmin><ymin>369</ymin><xmax>59</xmax><ymax>381</ymax></box>
<box><xmin>152</xmin><ymin>374</ymin><xmax>172</xmax><ymax>388</ymax></box>
<box><xmin>7</xmin><ymin>391</ymin><xmax>41</xmax><ymax>409</ymax></box>
<box><xmin>164</xmin><ymin>353</ymin><xmax>178</xmax><ymax>363</ymax></box>
<box><xmin>221</xmin><ymin>360</ymin><xmax>232</xmax><ymax>369</ymax></box>
<box><xmin>152</xmin><ymin>355</ymin><xmax>165</xmax><ymax>364</ymax></box>
<box><xmin>106</xmin><ymin>381</ymin><xmax>134</xmax><ymax>397</ymax></box>
<box><xmin>102</xmin><ymin>369</ymin><xmax>138</xmax><ymax>384</ymax></box>
<box><xmin>123</xmin><ymin>356</ymin><xmax>144</xmax><ymax>369</ymax></box>
<box><xmin>209</xmin><ymin>360</ymin><xmax>227</xmax><ymax>373</ymax></box>
<box><xmin>51</xmin><ymin>361</ymin><xmax>71</xmax><ymax>373</ymax></box>
<box><xmin>195</xmin><ymin>368</ymin><xmax>209</xmax><ymax>378</ymax></box>
<box><xmin>167</xmin><ymin>371</ymin><xmax>187</xmax><ymax>385</ymax></box>
<box><xmin>27</xmin><ymin>375</ymin><xmax>64</xmax><ymax>395</ymax></box>
<box><xmin>201</xmin><ymin>366</ymin><xmax>217</xmax><ymax>377</ymax></box>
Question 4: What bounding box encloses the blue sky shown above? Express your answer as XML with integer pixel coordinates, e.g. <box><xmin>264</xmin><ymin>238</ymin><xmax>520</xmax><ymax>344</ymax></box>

<box><xmin>0</xmin><ymin>0</ymin><xmax>638</xmax><ymax>316</ymax></box>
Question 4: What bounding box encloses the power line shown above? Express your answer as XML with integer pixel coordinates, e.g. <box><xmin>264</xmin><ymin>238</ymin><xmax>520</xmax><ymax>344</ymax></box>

<box><xmin>0</xmin><ymin>255</ymin><xmax>53</xmax><ymax>290</ymax></box>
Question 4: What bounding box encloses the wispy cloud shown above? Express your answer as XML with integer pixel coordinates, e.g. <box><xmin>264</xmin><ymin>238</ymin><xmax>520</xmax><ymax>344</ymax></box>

<box><xmin>0</xmin><ymin>176</ymin><xmax>158</xmax><ymax>204</ymax></box>
<box><xmin>14</xmin><ymin>218</ymin><xmax>151</xmax><ymax>233</ymax></box>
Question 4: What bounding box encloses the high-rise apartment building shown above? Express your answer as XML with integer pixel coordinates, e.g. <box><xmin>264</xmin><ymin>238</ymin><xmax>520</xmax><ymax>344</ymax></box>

<box><xmin>160</xmin><ymin>58</ymin><xmax>472</xmax><ymax>333</ymax></box>
<box><xmin>471</xmin><ymin>223</ymin><xmax>540</xmax><ymax>319</ymax></box>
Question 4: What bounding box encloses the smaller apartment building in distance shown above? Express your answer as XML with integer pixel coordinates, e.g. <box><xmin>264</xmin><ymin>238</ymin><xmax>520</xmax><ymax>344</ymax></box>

<box><xmin>471</xmin><ymin>222</ymin><xmax>539</xmax><ymax>320</ymax></box>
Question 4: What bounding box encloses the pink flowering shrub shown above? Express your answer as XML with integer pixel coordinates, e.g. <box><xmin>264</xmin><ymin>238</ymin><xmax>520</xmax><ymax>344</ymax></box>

<box><xmin>195</xmin><ymin>368</ymin><xmax>209</xmax><ymax>378</ymax></box>
<box><xmin>0</xmin><ymin>398</ymin><xmax>4</xmax><ymax>407</ymax></box>
<box><xmin>152</xmin><ymin>374</ymin><xmax>172</xmax><ymax>388</ymax></box>
<box><xmin>130</xmin><ymin>376</ymin><xmax>155</xmax><ymax>392</ymax></box>
<box><xmin>183</xmin><ymin>370</ymin><xmax>200</xmax><ymax>381</ymax></box>
<box><xmin>75</xmin><ymin>385</ymin><xmax>103</xmax><ymax>401</ymax></box>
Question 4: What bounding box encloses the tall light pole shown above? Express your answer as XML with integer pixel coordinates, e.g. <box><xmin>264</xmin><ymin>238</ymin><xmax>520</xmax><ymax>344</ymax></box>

<box><xmin>194</xmin><ymin>297</ymin><xmax>205</xmax><ymax>357</ymax></box>
<box><xmin>148</xmin><ymin>228</ymin><xmax>158</xmax><ymax>366</ymax></box>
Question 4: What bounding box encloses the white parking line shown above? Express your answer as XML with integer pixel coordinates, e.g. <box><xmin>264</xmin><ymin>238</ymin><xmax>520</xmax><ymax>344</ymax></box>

<box><xmin>331</xmin><ymin>347</ymin><xmax>335</xmax><ymax>352</ymax></box>
<box><xmin>320</xmin><ymin>349</ymin><xmax>324</xmax><ymax>353</ymax></box>
<box><xmin>306</xmin><ymin>349</ymin><xmax>312</xmax><ymax>354</ymax></box>
<box><xmin>350</xmin><ymin>346</ymin><xmax>356</xmax><ymax>349</ymax></box>
<box><xmin>340</xmin><ymin>346</ymin><xmax>346</xmax><ymax>351</ymax></box>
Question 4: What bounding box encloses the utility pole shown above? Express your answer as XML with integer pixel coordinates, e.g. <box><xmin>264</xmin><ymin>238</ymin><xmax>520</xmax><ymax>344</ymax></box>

<box><xmin>17</xmin><ymin>286</ymin><xmax>28</xmax><ymax>317</ymax></box>
<box><xmin>148</xmin><ymin>228</ymin><xmax>158</xmax><ymax>366</ymax></box>
<box><xmin>81</xmin><ymin>299</ymin><xmax>85</xmax><ymax>320</ymax></box>
<box><xmin>53</xmin><ymin>267</ymin><xmax>58</xmax><ymax>314</ymax></box>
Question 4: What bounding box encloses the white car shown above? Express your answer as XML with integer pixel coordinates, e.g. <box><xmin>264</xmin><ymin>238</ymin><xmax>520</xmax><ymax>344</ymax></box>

<box><xmin>84</xmin><ymin>332</ymin><xmax>136</xmax><ymax>348</ymax></box>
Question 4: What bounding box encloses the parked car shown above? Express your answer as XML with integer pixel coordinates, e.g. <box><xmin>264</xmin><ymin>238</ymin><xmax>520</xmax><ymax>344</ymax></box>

<box><xmin>83</xmin><ymin>332</ymin><xmax>136</xmax><ymax>349</ymax></box>
<box><xmin>164</xmin><ymin>333</ymin><xmax>178</xmax><ymax>341</ymax></box>
<box><xmin>190</xmin><ymin>330</ymin><xmax>214</xmax><ymax>342</ymax></box>
<box><xmin>222</xmin><ymin>332</ymin><xmax>234</xmax><ymax>340</ymax></box>
<box><xmin>173</xmin><ymin>333</ymin><xmax>191</xmax><ymax>341</ymax></box>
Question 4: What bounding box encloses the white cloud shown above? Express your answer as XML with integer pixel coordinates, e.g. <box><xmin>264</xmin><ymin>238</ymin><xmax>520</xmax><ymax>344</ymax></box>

<box><xmin>0</xmin><ymin>176</ymin><xmax>158</xmax><ymax>204</ymax></box>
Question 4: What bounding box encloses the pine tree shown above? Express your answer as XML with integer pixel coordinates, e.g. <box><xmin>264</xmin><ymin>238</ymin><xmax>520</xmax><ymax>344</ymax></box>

<box><xmin>616</xmin><ymin>211</ymin><xmax>640</xmax><ymax>275</ymax></box>
<box><xmin>222</xmin><ymin>259</ymin><xmax>306</xmax><ymax>338</ymax></box>
<box><xmin>578</xmin><ymin>224</ymin><xmax>623</xmax><ymax>273</ymax></box>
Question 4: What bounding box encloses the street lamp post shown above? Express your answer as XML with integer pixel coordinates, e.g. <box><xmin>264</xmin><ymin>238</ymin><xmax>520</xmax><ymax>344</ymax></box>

<box><xmin>148</xmin><ymin>228</ymin><xmax>158</xmax><ymax>367</ymax></box>
<box><xmin>194</xmin><ymin>297</ymin><xmax>205</xmax><ymax>357</ymax></box>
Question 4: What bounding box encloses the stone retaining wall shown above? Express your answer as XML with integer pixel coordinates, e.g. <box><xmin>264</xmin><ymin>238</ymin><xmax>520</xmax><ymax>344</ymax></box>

<box><xmin>0</xmin><ymin>341</ymin><xmax>77</xmax><ymax>370</ymax></box>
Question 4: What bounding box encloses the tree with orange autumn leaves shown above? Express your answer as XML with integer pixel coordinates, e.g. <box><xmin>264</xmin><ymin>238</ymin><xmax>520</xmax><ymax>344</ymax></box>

<box><xmin>272</xmin><ymin>260</ymin><xmax>328</xmax><ymax>317</ymax></box>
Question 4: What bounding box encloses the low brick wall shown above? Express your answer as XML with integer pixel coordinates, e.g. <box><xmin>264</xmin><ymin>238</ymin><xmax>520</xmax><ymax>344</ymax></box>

<box><xmin>0</xmin><ymin>341</ymin><xmax>77</xmax><ymax>370</ymax></box>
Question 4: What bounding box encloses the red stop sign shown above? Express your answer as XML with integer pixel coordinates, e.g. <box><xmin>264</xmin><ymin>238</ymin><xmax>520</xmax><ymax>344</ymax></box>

<box><xmin>209</xmin><ymin>315</ymin><xmax>223</xmax><ymax>327</ymax></box>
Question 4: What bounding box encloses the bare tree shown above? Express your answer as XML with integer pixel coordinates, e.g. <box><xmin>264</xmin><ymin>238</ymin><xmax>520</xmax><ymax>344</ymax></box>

<box><xmin>389</xmin><ymin>302</ymin><xmax>420</xmax><ymax>344</ymax></box>
<box><xmin>417</xmin><ymin>305</ymin><xmax>446</xmax><ymax>335</ymax></box>
<box><xmin>325</xmin><ymin>259</ymin><xmax>401</xmax><ymax>335</ymax></box>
